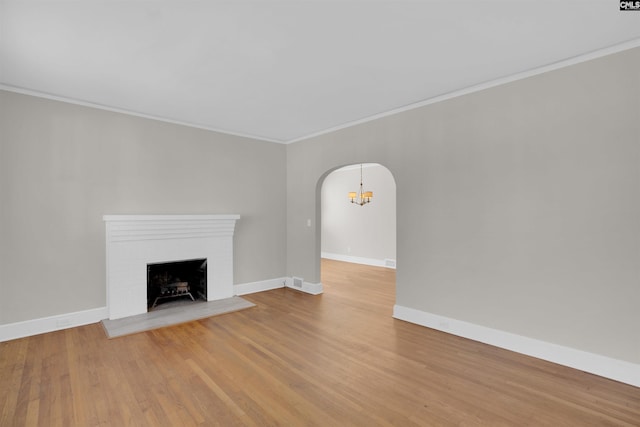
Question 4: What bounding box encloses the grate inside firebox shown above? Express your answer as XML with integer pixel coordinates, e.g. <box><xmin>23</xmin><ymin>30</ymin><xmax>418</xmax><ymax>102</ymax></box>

<box><xmin>147</xmin><ymin>258</ymin><xmax>207</xmax><ymax>310</ymax></box>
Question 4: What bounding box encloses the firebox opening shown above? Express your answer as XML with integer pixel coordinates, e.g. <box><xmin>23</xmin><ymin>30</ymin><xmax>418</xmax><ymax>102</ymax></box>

<box><xmin>147</xmin><ymin>258</ymin><xmax>207</xmax><ymax>310</ymax></box>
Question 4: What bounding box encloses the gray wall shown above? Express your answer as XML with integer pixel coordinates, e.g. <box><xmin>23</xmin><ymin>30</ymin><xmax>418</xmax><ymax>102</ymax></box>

<box><xmin>321</xmin><ymin>164</ymin><xmax>396</xmax><ymax>261</ymax></box>
<box><xmin>0</xmin><ymin>90</ymin><xmax>287</xmax><ymax>324</ymax></box>
<box><xmin>286</xmin><ymin>47</ymin><xmax>640</xmax><ymax>364</ymax></box>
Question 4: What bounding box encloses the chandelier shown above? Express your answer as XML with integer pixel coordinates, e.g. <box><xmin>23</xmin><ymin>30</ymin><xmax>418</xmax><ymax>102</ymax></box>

<box><xmin>348</xmin><ymin>164</ymin><xmax>373</xmax><ymax>206</ymax></box>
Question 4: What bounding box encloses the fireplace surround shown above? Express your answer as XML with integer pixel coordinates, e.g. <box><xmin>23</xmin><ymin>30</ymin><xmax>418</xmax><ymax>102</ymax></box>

<box><xmin>103</xmin><ymin>214</ymin><xmax>239</xmax><ymax>320</ymax></box>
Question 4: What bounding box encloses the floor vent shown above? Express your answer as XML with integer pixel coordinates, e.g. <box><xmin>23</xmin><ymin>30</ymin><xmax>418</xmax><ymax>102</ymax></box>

<box><xmin>293</xmin><ymin>277</ymin><xmax>303</xmax><ymax>288</ymax></box>
<box><xmin>384</xmin><ymin>259</ymin><xmax>397</xmax><ymax>268</ymax></box>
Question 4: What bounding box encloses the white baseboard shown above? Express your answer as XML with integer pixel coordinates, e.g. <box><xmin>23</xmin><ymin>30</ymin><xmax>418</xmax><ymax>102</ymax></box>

<box><xmin>298</xmin><ymin>281</ymin><xmax>323</xmax><ymax>295</ymax></box>
<box><xmin>284</xmin><ymin>277</ymin><xmax>324</xmax><ymax>295</ymax></box>
<box><xmin>321</xmin><ymin>252</ymin><xmax>396</xmax><ymax>269</ymax></box>
<box><xmin>0</xmin><ymin>275</ymin><xmax>315</xmax><ymax>342</ymax></box>
<box><xmin>393</xmin><ymin>305</ymin><xmax>640</xmax><ymax>388</ymax></box>
<box><xmin>0</xmin><ymin>306</ymin><xmax>108</xmax><ymax>342</ymax></box>
<box><xmin>234</xmin><ymin>277</ymin><xmax>323</xmax><ymax>296</ymax></box>
<box><xmin>234</xmin><ymin>277</ymin><xmax>286</xmax><ymax>295</ymax></box>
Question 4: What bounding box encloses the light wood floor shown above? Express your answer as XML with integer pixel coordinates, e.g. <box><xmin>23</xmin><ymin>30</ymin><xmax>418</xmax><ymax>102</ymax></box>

<box><xmin>1</xmin><ymin>259</ymin><xmax>639</xmax><ymax>426</ymax></box>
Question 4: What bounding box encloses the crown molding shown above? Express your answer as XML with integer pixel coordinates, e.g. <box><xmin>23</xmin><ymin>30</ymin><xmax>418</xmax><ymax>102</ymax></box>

<box><xmin>0</xmin><ymin>84</ymin><xmax>285</xmax><ymax>144</ymax></box>
<box><xmin>3</xmin><ymin>37</ymin><xmax>639</xmax><ymax>146</ymax></box>
<box><xmin>287</xmin><ymin>37</ymin><xmax>640</xmax><ymax>144</ymax></box>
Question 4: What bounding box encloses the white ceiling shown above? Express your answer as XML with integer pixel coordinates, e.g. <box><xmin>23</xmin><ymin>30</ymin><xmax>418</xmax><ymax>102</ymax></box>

<box><xmin>1</xmin><ymin>1</ymin><xmax>640</xmax><ymax>143</ymax></box>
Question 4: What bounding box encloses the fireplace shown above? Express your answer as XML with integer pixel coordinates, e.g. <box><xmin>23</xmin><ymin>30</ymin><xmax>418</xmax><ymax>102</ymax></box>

<box><xmin>103</xmin><ymin>214</ymin><xmax>239</xmax><ymax>320</ymax></box>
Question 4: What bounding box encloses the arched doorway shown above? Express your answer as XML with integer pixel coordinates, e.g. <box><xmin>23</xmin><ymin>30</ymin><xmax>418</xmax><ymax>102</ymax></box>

<box><xmin>318</xmin><ymin>163</ymin><xmax>397</xmax><ymax>302</ymax></box>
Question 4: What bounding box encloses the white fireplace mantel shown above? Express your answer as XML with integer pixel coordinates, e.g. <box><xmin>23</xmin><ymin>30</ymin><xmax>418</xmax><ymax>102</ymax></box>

<box><xmin>103</xmin><ymin>214</ymin><xmax>240</xmax><ymax>320</ymax></box>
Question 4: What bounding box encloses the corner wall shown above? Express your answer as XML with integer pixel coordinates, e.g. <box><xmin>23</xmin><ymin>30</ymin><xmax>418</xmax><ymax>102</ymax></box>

<box><xmin>286</xmin><ymin>47</ymin><xmax>640</xmax><ymax>369</ymax></box>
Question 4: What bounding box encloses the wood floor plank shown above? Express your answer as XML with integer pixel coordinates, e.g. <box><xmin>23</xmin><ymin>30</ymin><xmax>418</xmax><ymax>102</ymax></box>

<box><xmin>0</xmin><ymin>339</ymin><xmax>28</xmax><ymax>426</ymax></box>
<box><xmin>1</xmin><ymin>259</ymin><xmax>639</xmax><ymax>426</ymax></box>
